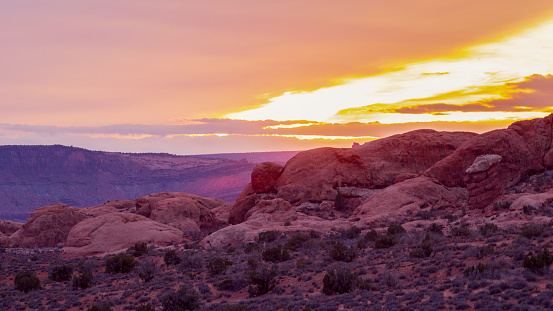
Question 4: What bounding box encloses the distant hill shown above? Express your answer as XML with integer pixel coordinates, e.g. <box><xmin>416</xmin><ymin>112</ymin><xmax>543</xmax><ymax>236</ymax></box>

<box><xmin>0</xmin><ymin>145</ymin><xmax>298</xmax><ymax>222</ymax></box>
<box><xmin>194</xmin><ymin>150</ymin><xmax>301</xmax><ymax>165</ymax></box>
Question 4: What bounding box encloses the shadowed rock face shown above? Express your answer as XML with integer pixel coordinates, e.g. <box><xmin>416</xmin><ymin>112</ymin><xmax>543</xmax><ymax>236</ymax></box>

<box><xmin>0</xmin><ymin>145</ymin><xmax>256</xmax><ymax>220</ymax></box>
<box><xmin>426</xmin><ymin>114</ymin><xmax>553</xmax><ymax>209</ymax></box>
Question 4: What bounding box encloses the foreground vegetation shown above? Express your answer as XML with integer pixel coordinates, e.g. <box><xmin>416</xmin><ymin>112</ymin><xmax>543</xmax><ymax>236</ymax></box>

<box><xmin>3</xmin><ymin>207</ymin><xmax>553</xmax><ymax>310</ymax></box>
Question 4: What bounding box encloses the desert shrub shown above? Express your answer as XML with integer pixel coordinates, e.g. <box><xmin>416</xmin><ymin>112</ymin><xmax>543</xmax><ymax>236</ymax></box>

<box><xmin>72</xmin><ymin>271</ymin><xmax>94</xmax><ymax>289</ymax></box>
<box><xmin>207</xmin><ymin>257</ymin><xmax>232</xmax><ymax>275</ymax></box>
<box><xmin>216</xmin><ymin>278</ymin><xmax>249</xmax><ymax>292</ymax></box>
<box><xmin>262</xmin><ymin>245</ymin><xmax>291</xmax><ymax>263</ymax></box>
<box><xmin>49</xmin><ymin>264</ymin><xmax>73</xmax><ymax>282</ymax></box>
<box><xmin>523</xmin><ymin>205</ymin><xmax>534</xmax><ymax>215</ymax></box>
<box><xmin>479</xmin><ymin>223</ymin><xmax>499</xmax><ymax>236</ymax></box>
<box><xmin>248</xmin><ymin>265</ymin><xmax>278</xmax><ymax>297</ymax></box>
<box><xmin>129</xmin><ymin>242</ymin><xmax>149</xmax><ymax>257</ymax></box>
<box><xmin>160</xmin><ymin>286</ymin><xmax>201</xmax><ymax>311</ymax></box>
<box><xmin>215</xmin><ymin>304</ymin><xmax>249</xmax><ymax>311</ymax></box>
<box><xmin>364</xmin><ymin>229</ymin><xmax>379</xmax><ymax>241</ymax></box>
<box><xmin>410</xmin><ymin>234</ymin><xmax>433</xmax><ymax>258</ymax></box>
<box><xmin>519</xmin><ymin>223</ymin><xmax>546</xmax><ymax>238</ymax></box>
<box><xmin>138</xmin><ymin>257</ymin><xmax>158</xmax><ymax>283</ymax></box>
<box><xmin>465</xmin><ymin>244</ymin><xmax>495</xmax><ymax>259</ymax></box>
<box><xmin>322</xmin><ymin>264</ymin><xmax>359</xmax><ymax>295</ymax></box>
<box><xmin>374</xmin><ymin>234</ymin><xmax>398</xmax><ymax>249</ymax></box>
<box><xmin>14</xmin><ymin>270</ymin><xmax>41</xmax><ymax>293</ymax></box>
<box><xmin>309</xmin><ymin>230</ymin><xmax>321</xmax><ymax>238</ymax></box>
<box><xmin>135</xmin><ymin>304</ymin><xmax>155</xmax><ymax>311</ymax></box>
<box><xmin>493</xmin><ymin>201</ymin><xmax>511</xmax><ymax>211</ymax></box>
<box><xmin>334</xmin><ymin>192</ymin><xmax>347</xmax><ymax>211</ymax></box>
<box><xmin>164</xmin><ymin>250</ymin><xmax>181</xmax><ymax>265</ymax></box>
<box><xmin>329</xmin><ymin>241</ymin><xmax>358</xmax><ymax>262</ymax></box>
<box><xmin>105</xmin><ymin>254</ymin><xmax>137</xmax><ymax>273</ymax></box>
<box><xmin>343</xmin><ymin>226</ymin><xmax>361</xmax><ymax>239</ymax></box>
<box><xmin>87</xmin><ymin>303</ymin><xmax>112</xmax><ymax>311</ymax></box>
<box><xmin>426</xmin><ymin>223</ymin><xmax>444</xmax><ymax>235</ymax></box>
<box><xmin>523</xmin><ymin>248</ymin><xmax>553</xmax><ymax>273</ymax></box>
<box><xmin>451</xmin><ymin>226</ymin><xmax>470</xmax><ymax>237</ymax></box>
<box><xmin>464</xmin><ymin>263</ymin><xmax>491</xmax><ymax>279</ymax></box>
<box><xmin>180</xmin><ymin>252</ymin><xmax>203</xmax><ymax>270</ymax></box>
<box><xmin>259</xmin><ymin>231</ymin><xmax>279</xmax><ymax>243</ymax></box>
<box><xmin>284</xmin><ymin>233</ymin><xmax>311</xmax><ymax>251</ymax></box>
<box><xmin>244</xmin><ymin>243</ymin><xmax>261</xmax><ymax>254</ymax></box>
<box><xmin>387</xmin><ymin>224</ymin><xmax>406</xmax><ymax>236</ymax></box>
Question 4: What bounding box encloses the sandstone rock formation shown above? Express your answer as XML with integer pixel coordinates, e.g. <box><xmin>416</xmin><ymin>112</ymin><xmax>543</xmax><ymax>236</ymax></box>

<box><xmin>202</xmin><ymin>198</ymin><xmax>350</xmax><ymax>248</ymax></box>
<box><xmin>10</xmin><ymin>203</ymin><xmax>88</xmax><ymax>247</ymax></box>
<box><xmin>62</xmin><ymin>212</ymin><xmax>183</xmax><ymax>258</ymax></box>
<box><xmin>426</xmin><ymin>114</ymin><xmax>553</xmax><ymax>208</ymax></box>
<box><xmin>275</xmin><ymin>129</ymin><xmax>476</xmax><ymax>204</ymax></box>
<box><xmin>251</xmin><ymin>162</ymin><xmax>283</xmax><ymax>193</ymax></box>
<box><xmin>229</xmin><ymin>129</ymin><xmax>475</xmax><ymax>224</ymax></box>
<box><xmin>0</xmin><ymin>220</ymin><xmax>22</xmax><ymax>247</ymax></box>
<box><xmin>85</xmin><ymin>192</ymin><xmax>225</xmax><ymax>232</ymax></box>
<box><xmin>352</xmin><ymin>176</ymin><xmax>466</xmax><ymax>224</ymax></box>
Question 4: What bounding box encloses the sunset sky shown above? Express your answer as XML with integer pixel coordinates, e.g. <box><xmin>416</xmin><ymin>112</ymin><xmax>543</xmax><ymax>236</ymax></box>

<box><xmin>2</xmin><ymin>1</ymin><xmax>553</xmax><ymax>155</ymax></box>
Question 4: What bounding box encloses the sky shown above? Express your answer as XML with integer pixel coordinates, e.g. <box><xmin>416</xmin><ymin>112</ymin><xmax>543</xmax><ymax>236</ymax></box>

<box><xmin>2</xmin><ymin>1</ymin><xmax>553</xmax><ymax>155</ymax></box>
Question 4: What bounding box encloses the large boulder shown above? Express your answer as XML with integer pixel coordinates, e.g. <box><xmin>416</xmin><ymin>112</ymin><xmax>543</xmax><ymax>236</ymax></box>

<box><xmin>0</xmin><ymin>219</ymin><xmax>22</xmax><ymax>236</ymax></box>
<box><xmin>85</xmin><ymin>192</ymin><xmax>225</xmax><ymax>232</ymax></box>
<box><xmin>426</xmin><ymin>114</ymin><xmax>553</xmax><ymax>208</ymax></box>
<box><xmin>202</xmin><ymin>198</ymin><xmax>350</xmax><ymax>248</ymax></box>
<box><xmin>352</xmin><ymin>176</ymin><xmax>466</xmax><ymax>224</ymax></box>
<box><xmin>10</xmin><ymin>203</ymin><xmax>88</xmax><ymax>247</ymax></box>
<box><xmin>251</xmin><ymin>162</ymin><xmax>283</xmax><ymax>193</ymax></box>
<box><xmin>62</xmin><ymin>212</ymin><xmax>183</xmax><ymax>258</ymax></box>
<box><xmin>0</xmin><ymin>220</ymin><xmax>21</xmax><ymax>247</ymax></box>
<box><xmin>275</xmin><ymin>129</ymin><xmax>476</xmax><ymax>204</ymax></box>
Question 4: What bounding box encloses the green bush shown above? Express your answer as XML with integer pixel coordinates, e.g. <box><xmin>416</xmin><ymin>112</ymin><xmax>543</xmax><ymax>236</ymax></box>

<box><xmin>129</xmin><ymin>242</ymin><xmax>149</xmax><ymax>257</ymax></box>
<box><xmin>493</xmin><ymin>201</ymin><xmax>511</xmax><ymax>211</ymax></box>
<box><xmin>364</xmin><ymin>230</ymin><xmax>379</xmax><ymax>242</ymax></box>
<box><xmin>409</xmin><ymin>233</ymin><xmax>433</xmax><ymax>258</ymax></box>
<box><xmin>322</xmin><ymin>264</ymin><xmax>359</xmax><ymax>295</ymax></box>
<box><xmin>72</xmin><ymin>271</ymin><xmax>94</xmax><ymax>289</ymax></box>
<box><xmin>14</xmin><ymin>270</ymin><xmax>41</xmax><ymax>293</ymax></box>
<box><xmin>479</xmin><ymin>223</ymin><xmax>499</xmax><ymax>236</ymax></box>
<box><xmin>374</xmin><ymin>234</ymin><xmax>398</xmax><ymax>249</ymax></box>
<box><xmin>329</xmin><ymin>241</ymin><xmax>357</xmax><ymax>262</ymax></box>
<box><xmin>105</xmin><ymin>254</ymin><xmax>137</xmax><ymax>274</ymax></box>
<box><xmin>259</xmin><ymin>231</ymin><xmax>279</xmax><ymax>243</ymax></box>
<box><xmin>524</xmin><ymin>248</ymin><xmax>553</xmax><ymax>273</ymax></box>
<box><xmin>49</xmin><ymin>264</ymin><xmax>73</xmax><ymax>282</ymax></box>
<box><xmin>451</xmin><ymin>226</ymin><xmax>470</xmax><ymax>237</ymax></box>
<box><xmin>343</xmin><ymin>226</ymin><xmax>361</xmax><ymax>239</ymax></box>
<box><xmin>248</xmin><ymin>265</ymin><xmax>278</xmax><ymax>297</ymax></box>
<box><xmin>463</xmin><ymin>263</ymin><xmax>491</xmax><ymax>279</ymax></box>
<box><xmin>262</xmin><ymin>245</ymin><xmax>291</xmax><ymax>263</ymax></box>
<box><xmin>216</xmin><ymin>278</ymin><xmax>249</xmax><ymax>292</ymax></box>
<box><xmin>161</xmin><ymin>286</ymin><xmax>201</xmax><ymax>310</ymax></box>
<box><xmin>284</xmin><ymin>233</ymin><xmax>310</xmax><ymax>251</ymax></box>
<box><xmin>334</xmin><ymin>192</ymin><xmax>347</xmax><ymax>211</ymax></box>
<box><xmin>244</xmin><ymin>243</ymin><xmax>261</xmax><ymax>254</ymax></box>
<box><xmin>519</xmin><ymin>223</ymin><xmax>546</xmax><ymax>238</ymax></box>
<box><xmin>387</xmin><ymin>225</ymin><xmax>406</xmax><ymax>236</ymax></box>
<box><xmin>87</xmin><ymin>303</ymin><xmax>112</xmax><ymax>311</ymax></box>
<box><xmin>426</xmin><ymin>223</ymin><xmax>444</xmax><ymax>235</ymax></box>
<box><xmin>135</xmin><ymin>304</ymin><xmax>155</xmax><ymax>311</ymax></box>
<box><xmin>207</xmin><ymin>257</ymin><xmax>232</xmax><ymax>275</ymax></box>
<box><xmin>164</xmin><ymin>249</ymin><xmax>181</xmax><ymax>266</ymax></box>
<box><xmin>138</xmin><ymin>257</ymin><xmax>158</xmax><ymax>283</ymax></box>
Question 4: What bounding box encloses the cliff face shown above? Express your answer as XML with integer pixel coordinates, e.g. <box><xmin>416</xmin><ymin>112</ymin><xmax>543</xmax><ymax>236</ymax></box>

<box><xmin>0</xmin><ymin>145</ymin><xmax>255</xmax><ymax>221</ymax></box>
